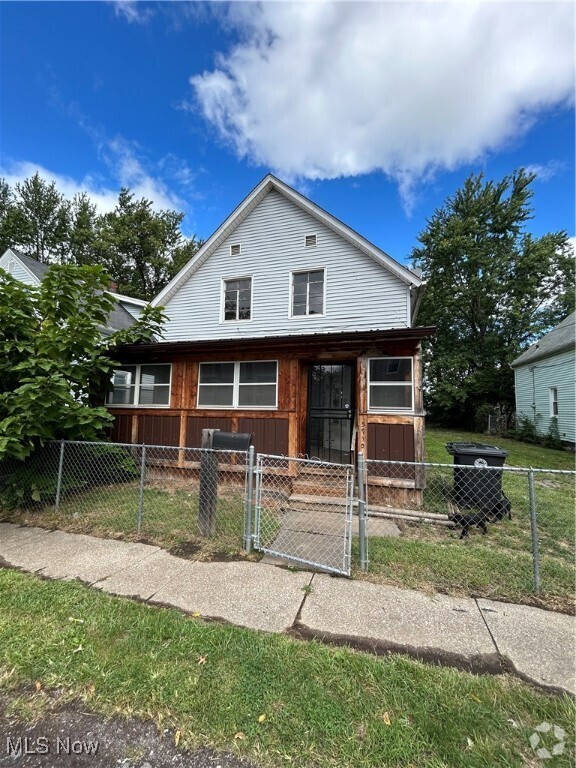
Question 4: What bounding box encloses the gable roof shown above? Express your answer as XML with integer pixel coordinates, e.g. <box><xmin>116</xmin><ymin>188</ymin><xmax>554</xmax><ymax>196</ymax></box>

<box><xmin>1</xmin><ymin>248</ymin><xmax>139</xmax><ymax>334</ymax></box>
<box><xmin>511</xmin><ymin>312</ymin><xmax>575</xmax><ymax>368</ymax></box>
<box><xmin>152</xmin><ymin>174</ymin><xmax>421</xmax><ymax>308</ymax></box>
<box><xmin>3</xmin><ymin>248</ymin><xmax>50</xmax><ymax>283</ymax></box>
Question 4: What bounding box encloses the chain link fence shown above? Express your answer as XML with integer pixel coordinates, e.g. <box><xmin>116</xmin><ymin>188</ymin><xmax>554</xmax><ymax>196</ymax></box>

<box><xmin>361</xmin><ymin>458</ymin><xmax>575</xmax><ymax>609</ymax></box>
<box><xmin>0</xmin><ymin>441</ymin><xmax>251</xmax><ymax>557</ymax></box>
<box><xmin>254</xmin><ymin>454</ymin><xmax>354</xmax><ymax>575</ymax></box>
<box><xmin>0</xmin><ymin>440</ymin><xmax>573</xmax><ymax>608</ymax></box>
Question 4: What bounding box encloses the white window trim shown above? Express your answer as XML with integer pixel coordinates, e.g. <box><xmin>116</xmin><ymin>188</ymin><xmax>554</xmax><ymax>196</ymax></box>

<box><xmin>107</xmin><ymin>363</ymin><xmax>172</xmax><ymax>408</ymax></box>
<box><xmin>549</xmin><ymin>387</ymin><xmax>558</xmax><ymax>417</ymax></box>
<box><xmin>220</xmin><ymin>275</ymin><xmax>254</xmax><ymax>324</ymax></box>
<box><xmin>197</xmin><ymin>360</ymin><xmax>278</xmax><ymax>410</ymax></box>
<box><xmin>367</xmin><ymin>356</ymin><xmax>414</xmax><ymax>413</ymax></box>
<box><xmin>288</xmin><ymin>267</ymin><xmax>327</xmax><ymax>319</ymax></box>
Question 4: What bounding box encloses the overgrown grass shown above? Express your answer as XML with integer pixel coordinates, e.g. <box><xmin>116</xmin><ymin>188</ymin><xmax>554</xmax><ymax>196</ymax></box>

<box><xmin>425</xmin><ymin>426</ymin><xmax>575</xmax><ymax>470</ymax></box>
<box><xmin>0</xmin><ymin>482</ymin><xmax>251</xmax><ymax>561</ymax></box>
<box><xmin>0</xmin><ymin>570</ymin><xmax>574</xmax><ymax>768</ymax></box>
<box><xmin>361</xmin><ymin>428</ymin><xmax>575</xmax><ymax>611</ymax></box>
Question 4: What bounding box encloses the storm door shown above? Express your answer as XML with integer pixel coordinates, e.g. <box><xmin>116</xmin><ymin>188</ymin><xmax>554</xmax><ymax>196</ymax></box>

<box><xmin>307</xmin><ymin>363</ymin><xmax>355</xmax><ymax>463</ymax></box>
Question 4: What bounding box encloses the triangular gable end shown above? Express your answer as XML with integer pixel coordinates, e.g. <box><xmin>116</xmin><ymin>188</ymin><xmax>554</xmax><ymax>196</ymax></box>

<box><xmin>152</xmin><ymin>175</ymin><xmax>421</xmax><ymax>308</ymax></box>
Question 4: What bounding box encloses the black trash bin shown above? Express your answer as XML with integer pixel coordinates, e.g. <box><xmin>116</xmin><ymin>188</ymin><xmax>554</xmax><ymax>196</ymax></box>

<box><xmin>446</xmin><ymin>442</ymin><xmax>509</xmax><ymax>513</ymax></box>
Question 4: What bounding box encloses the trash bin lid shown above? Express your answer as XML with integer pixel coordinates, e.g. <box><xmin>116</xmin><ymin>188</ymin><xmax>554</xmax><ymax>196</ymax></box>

<box><xmin>445</xmin><ymin>441</ymin><xmax>508</xmax><ymax>458</ymax></box>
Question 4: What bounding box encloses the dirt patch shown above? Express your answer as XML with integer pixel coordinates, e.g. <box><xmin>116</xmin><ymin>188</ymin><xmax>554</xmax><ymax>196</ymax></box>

<box><xmin>168</xmin><ymin>540</ymin><xmax>260</xmax><ymax>564</ymax></box>
<box><xmin>0</xmin><ymin>693</ymin><xmax>257</xmax><ymax>768</ymax></box>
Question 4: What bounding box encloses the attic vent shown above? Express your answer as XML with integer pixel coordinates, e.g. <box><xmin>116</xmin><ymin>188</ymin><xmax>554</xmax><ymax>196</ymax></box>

<box><xmin>230</xmin><ymin>243</ymin><xmax>241</xmax><ymax>256</ymax></box>
<box><xmin>305</xmin><ymin>234</ymin><xmax>317</xmax><ymax>247</ymax></box>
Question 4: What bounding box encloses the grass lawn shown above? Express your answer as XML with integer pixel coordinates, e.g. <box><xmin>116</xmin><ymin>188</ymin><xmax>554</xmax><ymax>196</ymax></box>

<box><xmin>361</xmin><ymin>427</ymin><xmax>575</xmax><ymax>612</ymax></box>
<box><xmin>0</xmin><ymin>570</ymin><xmax>574</xmax><ymax>768</ymax></box>
<box><xmin>0</xmin><ymin>481</ymin><xmax>252</xmax><ymax>562</ymax></box>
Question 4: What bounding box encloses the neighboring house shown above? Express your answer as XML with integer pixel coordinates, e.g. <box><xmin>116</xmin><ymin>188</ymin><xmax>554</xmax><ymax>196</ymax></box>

<box><xmin>511</xmin><ymin>312</ymin><xmax>575</xmax><ymax>447</ymax></box>
<box><xmin>107</xmin><ymin>174</ymin><xmax>434</xmax><ymax>499</ymax></box>
<box><xmin>0</xmin><ymin>247</ymin><xmax>147</xmax><ymax>332</ymax></box>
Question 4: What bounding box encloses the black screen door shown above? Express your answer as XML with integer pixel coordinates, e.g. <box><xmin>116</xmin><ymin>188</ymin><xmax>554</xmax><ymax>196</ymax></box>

<box><xmin>307</xmin><ymin>363</ymin><xmax>355</xmax><ymax>464</ymax></box>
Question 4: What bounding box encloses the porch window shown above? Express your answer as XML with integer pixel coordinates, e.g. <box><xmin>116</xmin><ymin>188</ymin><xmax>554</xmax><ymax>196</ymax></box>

<box><xmin>222</xmin><ymin>277</ymin><xmax>252</xmax><ymax>321</ymax></box>
<box><xmin>291</xmin><ymin>269</ymin><xmax>325</xmax><ymax>316</ymax></box>
<box><xmin>107</xmin><ymin>364</ymin><xmax>171</xmax><ymax>407</ymax></box>
<box><xmin>197</xmin><ymin>361</ymin><xmax>278</xmax><ymax>408</ymax></box>
<box><xmin>549</xmin><ymin>387</ymin><xmax>558</xmax><ymax>417</ymax></box>
<box><xmin>368</xmin><ymin>357</ymin><xmax>413</xmax><ymax>412</ymax></box>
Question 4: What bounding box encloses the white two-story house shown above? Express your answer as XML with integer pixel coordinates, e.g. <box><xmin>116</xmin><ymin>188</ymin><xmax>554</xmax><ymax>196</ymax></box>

<box><xmin>107</xmin><ymin>175</ymin><xmax>434</xmax><ymax>500</ymax></box>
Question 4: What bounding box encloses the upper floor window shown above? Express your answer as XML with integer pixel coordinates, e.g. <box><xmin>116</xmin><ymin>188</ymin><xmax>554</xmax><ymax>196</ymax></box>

<box><xmin>197</xmin><ymin>361</ymin><xmax>278</xmax><ymax>409</ymax></box>
<box><xmin>7</xmin><ymin>259</ymin><xmax>15</xmax><ymax>273</ymax></box>
<box><xmin>223</xmin><ymin>277</ymin><xmax>252</xmax><ymax>322</ymax></box>
<box><xmin>107</xmin><ymin>364</ymin><xmax>171</xmax><ymax>407</ymax></box>
<box><xmin>549</xmin><ymin>387</ymin><xmax>558</xmax><ymax>417</ymax></box>
<box><xmin>291</xmin><ymin>269</ymin><xmax>325</xmax><ymax>317</ymax></box>
<box><xmin>368</xmin><ymin>357</ymin><xmax>413</xmax><ymax>412</ymax></box>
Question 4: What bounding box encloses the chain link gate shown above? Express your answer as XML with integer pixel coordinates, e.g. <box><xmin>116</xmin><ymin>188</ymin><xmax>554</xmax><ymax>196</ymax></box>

<box><xmin>252</xmin><ymin>454</ymin><xmax>354</xmax><ymax>576</ymax></box>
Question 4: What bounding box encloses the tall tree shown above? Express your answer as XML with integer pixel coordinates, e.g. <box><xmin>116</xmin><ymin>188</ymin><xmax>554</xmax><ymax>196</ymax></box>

<box><xmin>12</xmin><ymin>173</ymin><xmax>71</xmax><ymax>263</ymax></box>
<box><xmin>0</xmin><ymin>264</ymin><xmax>165</xmax><ymax>460</ymax></box>
<box><xmin>96</xmin><ymin>190</ymin><xmax>201</xmax><ymax>300</ymax></box>
<box><xmin>69</xmin><ymin>192</ymin><xmax>98</xmax><ymax>266</ymax></box>
<box><xmin>411</xmin><ymin>169</ymin><xmax>575</xmax><ymax>427</ymax></box>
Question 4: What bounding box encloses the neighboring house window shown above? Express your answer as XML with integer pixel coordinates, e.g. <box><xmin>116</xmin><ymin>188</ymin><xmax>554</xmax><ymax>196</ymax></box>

<box><xmin>107</xmin><ymin>364</ymin><xmax>171</xmax><ymax>407</ymax></box>
<box><xmin>197</xmin><ymin>361</ymin><xmax>278</xmax><ymax>408</ymax></box>
<box><xmin>223</xmin><ymin>277</ymin><xmax>252</xmax><ymax>321</ymax></box>
<box><xmin>368</xmin><ymin>357</ymin><xmax>413</xmax><ymax>411</ymax></box>
<box><xmin>291</xmin><ymin>269</ymin><xmax>325</xmax><ymax>316</ymax></box>
<box><xmin>7</xmin><ymin>259</ymin><xmax>15</xmax><ymax>273</ymax></box>
<box><xmin>549</xmin><ymin>387</ymin><xmax>558</xmax><ymax>417</ymax></box>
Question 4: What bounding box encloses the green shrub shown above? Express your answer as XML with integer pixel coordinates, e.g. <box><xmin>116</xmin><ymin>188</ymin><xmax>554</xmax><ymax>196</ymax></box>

<box><xmin>542</xmin><ymin>416</ymin><xmax>563</xmax><ymax>450</ymax></box>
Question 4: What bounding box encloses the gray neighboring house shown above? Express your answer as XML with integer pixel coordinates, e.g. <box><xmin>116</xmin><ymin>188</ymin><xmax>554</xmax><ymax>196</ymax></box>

<box><xmin>0</xmin><ymin>247</ymin><xmax>147</xmax><ymax>333</ymax></box>
<box><xmin>511</xmin><ymin>312</ymin><xmax>575</xmax><ymax>446</ymax></box>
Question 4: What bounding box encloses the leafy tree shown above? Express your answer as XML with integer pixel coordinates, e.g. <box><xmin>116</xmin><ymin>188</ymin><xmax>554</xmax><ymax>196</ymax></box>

<box><xmin>69</xmin><ymin>193</ymin><xmax>99</xmax><ymax>266</ymax></box>
<box><xmin>0</xmin><ymin>175</ymin><xmax>202</xmax><ymax>299</ymax></box>
<box><xmin>0</xmin><ymin>264</ymin><xmax>165</xmax><ymax>460</ymax></box>
<box><xmin>11</xmin><ymin>173</ymin><xmax>72</xmax><ymax>263</ymax></box>
<box><xmin>412</xmin><ymin>169</ymin><xmax>575</xmax><ymax>427</ymax></box>
<box><xmin>96</xmin><ymin>189</ymin><xmax>201</xmax><ymax>300</ymax></box>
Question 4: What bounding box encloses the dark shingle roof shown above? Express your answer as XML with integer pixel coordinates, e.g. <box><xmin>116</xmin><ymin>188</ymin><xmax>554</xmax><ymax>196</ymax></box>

<box><xmin>511</xmin><ymin>312</ymin><xmax>576</xmax><ymax>368</ymax></box>
<box><xmin>8</xmin><ymin>249</ymin><xmax>138</xmax><ymax>334</ymax></box>
<box><xmin>11</xmin><ymin>249</ymin><xmax>50</xmax><ymax>281</ymax></box>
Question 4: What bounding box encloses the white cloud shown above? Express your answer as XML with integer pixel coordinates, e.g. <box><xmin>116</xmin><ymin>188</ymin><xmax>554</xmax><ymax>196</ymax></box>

<box><xmin>1</xmin><ymin>138</ymin><xmax>189</xmax><ymax>217</ymax></box>
<box><xmin>524</xmin><ymin>160</ymin><xmax>565</xmax><ymax>182</ymax></box>
<box><xmin>1</xmin><ymin>161</ymin><xmax>120</xmax><ymax>214</ymax></box>
<box><xmin>110</xmin><ymin>1</ymin><xmax>154</xmax><ymax>25</ymax></box>
<box><xmin>190</xmin><ymin>2</ymin><xmax>574</xmax><ymax>209</ymax></box>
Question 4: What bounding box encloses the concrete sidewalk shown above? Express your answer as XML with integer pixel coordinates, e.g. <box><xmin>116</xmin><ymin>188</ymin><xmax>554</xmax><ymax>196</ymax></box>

<box><xmin>0</xmin><ymin>523</ymin><xmax>574</xmax><ymax>696</ymax></box>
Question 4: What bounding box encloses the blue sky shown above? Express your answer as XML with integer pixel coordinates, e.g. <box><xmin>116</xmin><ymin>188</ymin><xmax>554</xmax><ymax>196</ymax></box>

<box><xmin>1</xmin><ymin>1</ymin><xmax>574</xmax><ymax>266</ymax></box>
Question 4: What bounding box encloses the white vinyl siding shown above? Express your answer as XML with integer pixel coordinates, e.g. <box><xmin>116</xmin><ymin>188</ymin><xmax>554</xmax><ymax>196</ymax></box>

<box><xmin>197</xmin><ymin>361</ymin><xmax>278</xmax><ymax>409</ymax></box>
<box><xmin>514</xmin><ymin>349</ymin><xmax>575</xmax><ymax>444</ymax></box>
<box><xmin>107</xmin><ymin>364</ymin><xmax>171</xmax><ymax>407</ymax></box>
<box><xmin>162</xmin><ymin>190</ymin><xmax>410</xmax><ymax>341</ymax></box>
<box><xmin>0</xmin><ymin>252</ymin><xmax>40</xmax><ymax>285</ymax></box>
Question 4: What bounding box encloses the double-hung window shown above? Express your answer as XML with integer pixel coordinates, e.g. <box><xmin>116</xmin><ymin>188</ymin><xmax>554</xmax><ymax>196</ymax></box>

<box><xmin>549</xmin><ymin>387</ymin><xmax>558</xmax><ymax>417</ymax></box>
<box><xmin>197</xmin><ymin>361</ymin><xmax>278</xmax><ymax>408</ymax></box>
<box><xmin>291</xmin><ymin>269</ymin><xmax>325</xmax><ymax>316</ymax></box>
<box><xmin>368</xmin><ymin>358</ymin><xmax>413</xmax><ymax>411</ymax></box>
<box><xmin>107</xmin><ymin>364</ymin><xmax>171</xmax><ymax>407</ymax></box>
<box><xmin>223</xmin><ymin>277</ymin><xmax>252</xmax><ymax>321</ymax></box>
